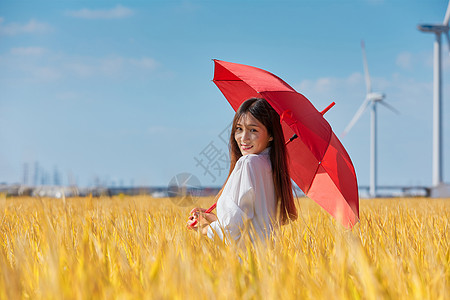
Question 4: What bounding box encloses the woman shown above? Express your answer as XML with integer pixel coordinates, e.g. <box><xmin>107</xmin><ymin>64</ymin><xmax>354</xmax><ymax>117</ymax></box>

<box><xmin>188</xmin><ymin>98</ymin><xmax>297</xmax><ymax>242</ymax></box>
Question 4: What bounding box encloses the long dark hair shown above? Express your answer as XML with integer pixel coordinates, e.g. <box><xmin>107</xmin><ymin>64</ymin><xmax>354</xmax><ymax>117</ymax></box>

<box><xmin>220</xmin><ymin>97</ymin><xmax>297</xmax><ymax>224</ymax></box>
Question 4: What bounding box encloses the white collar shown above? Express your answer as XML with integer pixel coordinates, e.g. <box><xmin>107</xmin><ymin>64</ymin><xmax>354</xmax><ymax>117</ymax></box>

<box><xmin>260</xmin><ymin>147</ymin><xmax>271</xmax><ymax>156</ymax></box>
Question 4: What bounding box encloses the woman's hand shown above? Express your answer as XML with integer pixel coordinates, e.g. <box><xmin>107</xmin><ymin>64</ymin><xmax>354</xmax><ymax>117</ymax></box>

<box><xmin>187</xmin><ymin>207</ymin><xmax>217</xmax><ymax>235</ymax></box>
<box><xmin>186</xmin><ymin>207</ymin><xmax>205</xmax><ymax>229</ymax></box>
<box><xmin>198</xmin><ymin>212</ymin><xmax>218</xmax><ymax>235</ymax></box>
<box><xmin>189</xmin><ymin>207</ymin><xmax>206</xmax><ymax>216</ymax></box>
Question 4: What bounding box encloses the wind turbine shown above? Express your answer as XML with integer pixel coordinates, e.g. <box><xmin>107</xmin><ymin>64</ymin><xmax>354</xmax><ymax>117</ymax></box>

<box><xmin>342</xmin><ymin>41</ymin><xmax>398</xmax><ymax>198</ymax></box>
<box><xmin>417</xmin><ymin>1</ymin><xmax>450</xmax><ymax>189</ymax></box>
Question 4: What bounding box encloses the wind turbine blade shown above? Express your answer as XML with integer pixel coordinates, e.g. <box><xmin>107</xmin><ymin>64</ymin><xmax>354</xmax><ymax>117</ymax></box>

<box><xmin>361</xmin><ymin>40</ymin><xmax>372</xmax><ymax>94</ymax></box>
<box><xmin>379</xmin><ymin>100</ymin><xmax>400</xmax><ymax>114</ymax></box>
<box><xmin>443</xmin><ymin>1</ymin><xmax>450</xmax><ymax>26</ymax></box>
<box><xmin>341</xmin><ymin>98</ymin><xmax>371</xmax><ymax>137</ymax></box>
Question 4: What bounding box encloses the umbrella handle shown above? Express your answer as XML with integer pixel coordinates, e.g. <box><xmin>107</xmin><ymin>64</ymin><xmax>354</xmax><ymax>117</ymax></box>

<box><xmin>187</xmin><ymin>202</ymin><xmax>217</xmax><ymax>229</ymax></box>
<box><xmin>281</xmin><ymin>109</ymin><xmax>299</xmax><ymax>146</ymax></box>
<box><xmin>285</xmin><ymin>134</ymin><xmax>298</xmax><ymax>146</ymax></box>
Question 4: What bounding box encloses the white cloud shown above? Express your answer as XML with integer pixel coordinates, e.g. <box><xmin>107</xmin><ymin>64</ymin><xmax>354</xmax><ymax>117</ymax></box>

<box><xmin>130</xmin><ymin>57</ymin><xmax>158</xmax><ymax>70</ymax></box>
<box><xmin>56</xmin><ymin>91</ymin><xmax>78</xmax><ymax>101</ymax></box>
<box><xmin>38</xmin><ymin>67</ymin><xmax>62</xmax><ymax>81</ymax></box>
<box><xmin>66</xmin><ymin>5</ymin><xmax>134</xmax><ymax>19</ymax></box>
<box><xmin>147</xmin><ymin>126</ymin><xmax>171</xmax><ymax>135</ymax></box>
<box><xmin>0</xmin><ymin>48</ymin><xmax>161</xmax><ymax>84</ymax></box>
<box><xmin>396</xmin><ymin>52</ymin><xmax>413</xmax><ymax>69</ymax></box>
<box><xmin>175</xmin><ymin>1</ymin><xmax>201</xmax><ymax>13</ymax></box>
<box><xmin>64</xmin><ymin>56</ymin><xmax>157</xmax><ymax>78</ymax></box>
<box><xmin>294</xmin><ymin>71</ymin><xmax>444</xmax><ymax>128</ymax></box>
<box><xmin>10</xmin><ymin>47</ymin><xmax>46</xmax><ymax>56</ymax></box>
<box><xmin>296</xmin><ymin>72</ymin><xmax>363</xmax><ymax>96</ymax></box>
<box><xmin>420</xmin><ymin>49</ymin><xmax>450</xmax><ymax>71</ymax></box>
<box><xmin>366</xmin><ymin>0</ymin><xmax>384</xmax><ymax>4</ymax></box>
<box><xmin>99</xmin><ymin>56</ymin><xmax>125</xmax><ymax>75</ymax></box>
<box><xmin>0</xmin><ymin>18</ymin><xmax>52</xmax><ymax>36</ymax></box>
<box><xmin>65</xmin><ymin>62</ymin><xmax>94</xmax><ymax>77</ymax></box>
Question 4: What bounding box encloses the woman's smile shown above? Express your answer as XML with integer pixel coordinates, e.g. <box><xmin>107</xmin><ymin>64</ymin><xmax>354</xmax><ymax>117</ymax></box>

<box><xmin>235</xmin><ymin>113</ymin><xmax>273</xmax><ymax>155</ymax></box>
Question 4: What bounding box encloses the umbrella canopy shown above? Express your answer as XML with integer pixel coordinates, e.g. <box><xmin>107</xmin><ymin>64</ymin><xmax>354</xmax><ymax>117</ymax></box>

<box><xmin>213</xmin><ymin>59</ymin><xmax>359</xmax><ymax>228</ymax></box>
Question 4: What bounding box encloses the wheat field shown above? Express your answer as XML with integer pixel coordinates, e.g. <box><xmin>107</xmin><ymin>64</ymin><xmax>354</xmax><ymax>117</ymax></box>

<box><xmin>0</xmin><ymin>194</ymin><xmax>448</xmax><ymax>299</ymax></box>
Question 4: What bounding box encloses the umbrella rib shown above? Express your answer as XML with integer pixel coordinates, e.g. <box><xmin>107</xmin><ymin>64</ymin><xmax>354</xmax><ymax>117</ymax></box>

<box><xmin>305</xmin><ymin>161</ymin><xmax>322</xmax><ymax>195</ymax></box>
<box><xmin>304</xmin><ymin>133</ymin><xmax>333</xmax><ymax>195</ymax></box>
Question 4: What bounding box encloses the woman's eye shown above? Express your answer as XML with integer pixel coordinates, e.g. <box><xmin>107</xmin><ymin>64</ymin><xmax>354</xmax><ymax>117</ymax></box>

<box><xmin>251</xmin><ymin>129</ymin><xmax>257</xmax><ymax>132</ymax></box>
<box><xmin>235</xmin><ymin>127</ymin><xmax>242</xmax><ymax>131</ymax></box>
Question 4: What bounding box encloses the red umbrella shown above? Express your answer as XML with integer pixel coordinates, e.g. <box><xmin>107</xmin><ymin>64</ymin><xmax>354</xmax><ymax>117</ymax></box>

<box><xmin>212</xmin><ymin>59</ymin><xmax>359</xmax><ymax>228</ymax></box>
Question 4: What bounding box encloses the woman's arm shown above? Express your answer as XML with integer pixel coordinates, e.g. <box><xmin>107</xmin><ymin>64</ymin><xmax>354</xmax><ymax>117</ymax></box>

<box><xmin>205</xmin><ymin>156</ymin><xmax>263</xmax><ymax>241</ymax></box>
<box><xmin>207</xmin><ymin>188</ymin><xmax>255</xmax><ymax>241</ymax></box>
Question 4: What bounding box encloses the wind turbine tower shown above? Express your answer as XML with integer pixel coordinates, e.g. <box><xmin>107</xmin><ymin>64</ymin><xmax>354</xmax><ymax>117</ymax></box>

<box><xmin>342</xmin><ymin>41</ymin><xmax>397</xmax><ymax>198</ymax></box>
<box><xmin>417</xmin><ymin>1</ymin><xmax>450</xmax><ymax>191</ymax></box>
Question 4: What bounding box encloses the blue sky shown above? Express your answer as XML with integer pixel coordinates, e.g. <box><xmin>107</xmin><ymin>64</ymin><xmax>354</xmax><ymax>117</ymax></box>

<box><xmin>1</xmin><ymin>0</ymin><xmax>449</xmax><ymax>189</ymax></box>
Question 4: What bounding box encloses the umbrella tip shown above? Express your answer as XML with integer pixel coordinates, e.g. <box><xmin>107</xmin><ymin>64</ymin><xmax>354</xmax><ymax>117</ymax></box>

<box><xmin>320</xmin><ymin>102</ymin><xmax>336</xmax><ymax>115</ymax></box>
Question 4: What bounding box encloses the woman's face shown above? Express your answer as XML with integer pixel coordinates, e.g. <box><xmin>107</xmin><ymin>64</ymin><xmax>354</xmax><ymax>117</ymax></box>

<box><xmin>235</xmin><ymin>112</ymin><xmax>273</xmax><ymax>156</ymax></box>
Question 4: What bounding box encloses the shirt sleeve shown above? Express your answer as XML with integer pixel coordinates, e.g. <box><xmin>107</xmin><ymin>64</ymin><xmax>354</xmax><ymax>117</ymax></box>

<box><xmin>207</xmin><ymin>157</ymin><xmax>257</xmax><ymax>242</ymax></box>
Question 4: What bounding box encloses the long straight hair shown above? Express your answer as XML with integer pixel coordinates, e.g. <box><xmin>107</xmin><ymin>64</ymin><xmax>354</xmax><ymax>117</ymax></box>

<box><xmin>217</xmin><ymin>98</ymin><xmax>297</xmax><ymax>224</ymax></box>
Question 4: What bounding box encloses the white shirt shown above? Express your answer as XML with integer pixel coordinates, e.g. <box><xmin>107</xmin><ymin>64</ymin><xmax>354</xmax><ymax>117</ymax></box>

<box><xmin>207</xmin><ymin>147</ymin><xmax>277</xmax><ymax>243</ymax></box>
